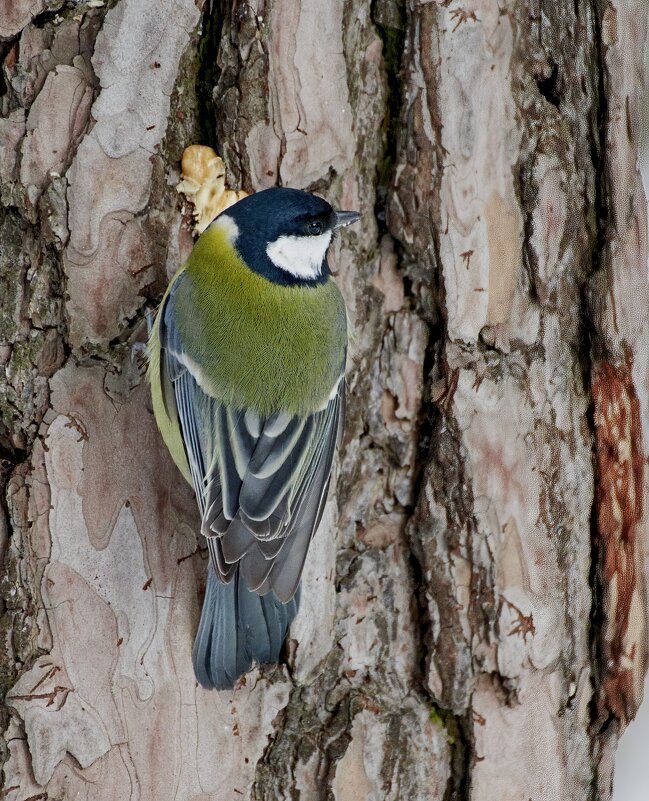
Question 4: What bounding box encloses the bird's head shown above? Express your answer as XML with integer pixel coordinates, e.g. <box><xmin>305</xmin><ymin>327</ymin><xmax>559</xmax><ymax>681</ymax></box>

<box><xmin>210</xmin><ymin>187</ymin><xmax>360</xmax><ymax>286</ymax></box>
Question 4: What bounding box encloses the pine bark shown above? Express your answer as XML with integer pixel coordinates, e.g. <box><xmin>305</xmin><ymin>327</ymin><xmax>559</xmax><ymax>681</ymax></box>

<box><xmin>0</xmin><ymin>1</ymin><xmax>647</xmax><ymax>799</ymax></box>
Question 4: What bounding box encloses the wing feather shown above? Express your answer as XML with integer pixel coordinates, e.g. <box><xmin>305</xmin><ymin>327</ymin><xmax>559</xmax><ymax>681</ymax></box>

<box><xmin>158</xmin><ymin>280</ymin><xmax>343</xmax><ymax>602</ymax></box>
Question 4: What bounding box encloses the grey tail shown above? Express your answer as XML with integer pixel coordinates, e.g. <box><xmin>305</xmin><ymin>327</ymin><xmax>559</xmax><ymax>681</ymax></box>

<box><xmin>192</xmin><ymin>565</ymin><xmax>300</xmax><ymax>690</ymax></box>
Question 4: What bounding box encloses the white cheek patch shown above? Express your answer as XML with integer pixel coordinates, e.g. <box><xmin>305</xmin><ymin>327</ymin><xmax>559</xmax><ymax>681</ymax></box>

<box><xmin>266</xmin><ymin>231</ymin><xmax>332</xmax><ymax>280</ymax></box>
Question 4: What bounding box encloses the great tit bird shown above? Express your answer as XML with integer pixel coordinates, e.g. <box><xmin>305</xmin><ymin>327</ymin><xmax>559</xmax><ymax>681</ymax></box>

<box><xmin>148</xmin><ymin>187</ymin><xmax>360</xmax><ymax>689</ymax></box>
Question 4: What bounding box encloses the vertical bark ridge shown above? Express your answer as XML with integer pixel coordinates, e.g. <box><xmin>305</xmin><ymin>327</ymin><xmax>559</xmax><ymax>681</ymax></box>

<box><xmin>388</xmin><ymin>1</ymin><xmax>632</xmax><ymax>798</ymax></box>
<box><xmin>383</xmin><ymin>5</ymin><xmax>476</xmax><ymax>797</ymax></box>
<box><xmin>586</xmin><ymin>3</ymin><xmax>649</xmax><ymax>794</ymax></box>
<box><xmin>0</xmin><ymin>0</ymin><xmax>106</xmax><ymax>755</ymax></box>
<box><xmin>585</xmin><ymin>1</ymin><xmax>616</xmax><ymax>788</ymax></box>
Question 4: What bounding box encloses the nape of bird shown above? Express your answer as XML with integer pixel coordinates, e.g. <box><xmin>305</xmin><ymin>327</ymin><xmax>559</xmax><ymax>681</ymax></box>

<box><xmin>148</xmin><ymin>187</ymin><xmax>359</xmax><ymax>689</ymax></box>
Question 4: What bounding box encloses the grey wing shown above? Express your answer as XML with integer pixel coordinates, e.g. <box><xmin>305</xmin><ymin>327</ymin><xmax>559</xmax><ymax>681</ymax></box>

<box><xmin>159</xmin><ymin>284</ymin><xmax>344</xmax><ymax>604</ymax></box>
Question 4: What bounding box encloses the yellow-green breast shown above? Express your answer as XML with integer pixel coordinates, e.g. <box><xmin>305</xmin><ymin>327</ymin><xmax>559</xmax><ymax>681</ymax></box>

<box><xmin>153</xmin><ymin>224</ymin><xmax>347</xmax><ymax>421</ymax></box>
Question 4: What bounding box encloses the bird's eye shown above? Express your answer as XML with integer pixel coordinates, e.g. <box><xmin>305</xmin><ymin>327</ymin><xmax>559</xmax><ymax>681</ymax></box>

<box><xmin>306</xmin><ymin>220</ymin><xmax>324</xmax><ymax>236</ymax></box>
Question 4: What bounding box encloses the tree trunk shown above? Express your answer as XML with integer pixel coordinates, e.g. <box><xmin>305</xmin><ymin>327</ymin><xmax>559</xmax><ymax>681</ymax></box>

<box><xmin>1</xmin><ymin>0</ymin><xmax>647</xmax><ymax>799</ymax></box>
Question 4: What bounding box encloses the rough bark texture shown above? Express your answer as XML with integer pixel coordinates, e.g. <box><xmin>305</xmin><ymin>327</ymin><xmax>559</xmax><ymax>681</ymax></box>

<box><xmin>0</xmin><ymin>1</ymin><xmax>647</xmax><ymax>799</ymax></box>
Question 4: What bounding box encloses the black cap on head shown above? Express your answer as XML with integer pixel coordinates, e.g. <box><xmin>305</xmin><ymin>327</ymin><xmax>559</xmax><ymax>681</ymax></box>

<box><xmin>228</xmin><ymin>187</ymin><xmax>334</xmax><ymax>237</ymax></box>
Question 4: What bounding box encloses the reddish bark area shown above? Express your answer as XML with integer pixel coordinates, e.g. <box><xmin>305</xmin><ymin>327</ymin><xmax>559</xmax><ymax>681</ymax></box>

<box><xmin>593</xmin><ymin>354</ymin><xmax>646</xmax><ymax>725</ymax></box>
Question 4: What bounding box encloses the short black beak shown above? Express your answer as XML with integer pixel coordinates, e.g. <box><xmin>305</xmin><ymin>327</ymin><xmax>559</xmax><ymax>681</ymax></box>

<box><xmin>333</xmin><ymin>210</ymin><xmax>361</xmax><ymax>230</ymax></box>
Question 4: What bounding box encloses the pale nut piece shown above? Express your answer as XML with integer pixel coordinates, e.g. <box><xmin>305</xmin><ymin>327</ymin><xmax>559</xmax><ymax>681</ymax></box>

<box><xmin>176</xmin><ymin>145</ymin><xmax>248</xmax><ymax>233</ymax></box>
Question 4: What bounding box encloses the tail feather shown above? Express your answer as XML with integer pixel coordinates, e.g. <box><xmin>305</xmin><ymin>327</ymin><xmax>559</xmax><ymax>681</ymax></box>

<box><xmin>193</xmin><ymin>566</ymin><xmax>299</xmax><ymax>689</ymax></box>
